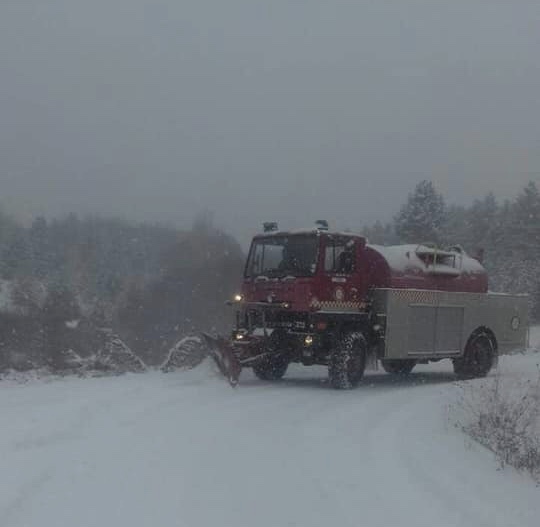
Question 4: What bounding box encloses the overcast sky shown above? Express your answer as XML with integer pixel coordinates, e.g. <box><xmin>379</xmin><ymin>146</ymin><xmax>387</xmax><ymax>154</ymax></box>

<box><xmin>1</xmin><ymin>0</ymin><xmax>539</xmax><ymax>243</ymax></box>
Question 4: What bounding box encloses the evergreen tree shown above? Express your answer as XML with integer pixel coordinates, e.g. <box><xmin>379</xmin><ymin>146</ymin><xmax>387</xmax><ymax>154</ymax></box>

<box><xmin>440</xmin><ymin>204</ymin><xmax>469</xmax><ymax>249</ymax></box>
<box><xmin>1</xmin><ymin>227</ymin><xmax>32</xmax><ymax>279</ymax></box>
<box><xmin>41</xmin><ymin>284</ymin><xmax>82</xmax><ymax>370</ymax></box>
<box><xmin>361</xmin><ymin>221</ymin><xmax>398</xmax><ymax>245</ymax></box>
<box><xmin>10</xmin><ymin>276</ymin><xmax>44</xmax><ymax>315</ymax></box>
<box><xmin>462</xmin><ymin>193</ymin><xmax>499</xmax><ymax>252</ymax></box>
<box><xmin>394</xmin><ymin>180</ymin><xmax>445</xmax><ymax>244</ymax></box>
<box><xmin>28</xmin><ymin>216</ymin><xmax>53</xmax><ymax>280</ymax></box>
<box><xmin>0</xmin><ymin>206</ymin><xmax>18</xmax><ymax>271</ymax></box>
<box><xmin>504</xmin><ymin>182</ymin><xmax>540</xmax><ymax>314</ymax></box>
<box><xmin>507</xmin><ymin>181</ymin><xmax>540</xmax><ymax>258</ymax></box>
<box><xmin>95</xmin><ymin>331</ymin><xmax>146</xmax><ymax>373</ymax></box>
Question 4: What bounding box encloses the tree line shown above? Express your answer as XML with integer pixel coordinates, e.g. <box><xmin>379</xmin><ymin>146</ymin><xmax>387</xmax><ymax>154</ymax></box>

<box><xmin>1</xmin><ymin>179</ymin><xmax>538</xmax><ymax>372</ymax></box>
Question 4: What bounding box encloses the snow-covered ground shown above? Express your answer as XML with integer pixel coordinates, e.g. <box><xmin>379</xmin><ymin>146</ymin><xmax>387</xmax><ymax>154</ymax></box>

<box><xmin>2</xmin><ymin>330</ymin><xmax>540</xmax><ymax>527</ymax></box>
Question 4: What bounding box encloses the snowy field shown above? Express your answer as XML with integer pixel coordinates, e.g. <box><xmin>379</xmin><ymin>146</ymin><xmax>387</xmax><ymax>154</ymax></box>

<box><xmin>1</xmin><ymin>329</ymin><xmax>540</xmax><ymax>527</ymax></box>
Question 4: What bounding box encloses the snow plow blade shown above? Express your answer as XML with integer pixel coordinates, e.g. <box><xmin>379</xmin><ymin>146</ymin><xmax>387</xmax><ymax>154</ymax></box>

<box><xmin>201</xmin><ymin>333</ymin><xmax>242</xmax><ymax>387</ymax></box>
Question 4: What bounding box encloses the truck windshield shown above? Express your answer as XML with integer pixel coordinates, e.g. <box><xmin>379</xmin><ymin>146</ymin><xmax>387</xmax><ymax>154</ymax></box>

<box><xmin>245</xmin><ymin>236</ymin><xmax>319</xmax><ymax>278</ymax></box>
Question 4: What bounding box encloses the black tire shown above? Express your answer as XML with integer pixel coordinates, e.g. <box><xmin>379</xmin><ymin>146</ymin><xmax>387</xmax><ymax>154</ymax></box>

<box><xmin>328</xmin><ymin>332</ymin><xmax>367</xmax><ymax>389</ymax></box>
<box><xmin>381</xmin><ymin>359</ymin><xmax>416</xmax><ymax>375</ymax></box>
<box><xmin>252</xmin><ymin>331</ymin><xmax>290</xmax><ymax>381</ymax></box>
<box><xmin>252</xmin><ymin>353</ymin><xmax>289</xmax><ymax>380</ymax></box>
<box><xmin>453</xmin><ymin>331</ymin><xmax>496</xmax><ymax>379</ymax></box>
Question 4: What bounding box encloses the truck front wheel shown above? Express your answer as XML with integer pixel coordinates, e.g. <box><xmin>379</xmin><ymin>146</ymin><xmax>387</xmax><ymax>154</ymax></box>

<box><xmin>328</xmin><ymin>332</ymin><xmax>367</xmax><ymax>389</ymax></box>
<box><xmin>252</xmin><ymin>354</ymin><xmax>289</xmax><ymax>380</ymax></box>
<box><xmin>381</xmin><ymin>359</ymin><xmax>416</xmax><ymax>375</ymax></box>
<box><xmin>252</xmin><ymin>330</ymin><xmax>291</xmax><ymax>381</ymax></box>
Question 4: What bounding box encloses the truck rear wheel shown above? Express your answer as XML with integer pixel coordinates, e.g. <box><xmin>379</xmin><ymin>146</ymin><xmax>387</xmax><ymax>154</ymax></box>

<box><xmin>328</xmin><ymin>332</ymin><xmax>367</xmax><ymax>389</ymax></box>
<box><xmin>381</xmin><ymin>359</ymin><xmax>416</xmax><ymax>375</ymax></box>
<box><xmin>453</xmin><ymin>331</ymin><xmax>496</xmax><ymax>379</ymax></box>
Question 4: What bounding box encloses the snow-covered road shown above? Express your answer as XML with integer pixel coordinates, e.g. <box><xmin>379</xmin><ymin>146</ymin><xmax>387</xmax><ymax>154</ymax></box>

<box><xmin>2</xmin><ymin>330</ymin><xmax>540</xmax><ymax>527</ymax></box>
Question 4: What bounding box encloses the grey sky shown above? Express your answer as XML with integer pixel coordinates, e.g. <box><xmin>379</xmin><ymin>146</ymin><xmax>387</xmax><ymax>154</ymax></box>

<box><xmin>1</xmin><ymin>0</ymin><xmax>539</xmax><ymax>243</ymax></box>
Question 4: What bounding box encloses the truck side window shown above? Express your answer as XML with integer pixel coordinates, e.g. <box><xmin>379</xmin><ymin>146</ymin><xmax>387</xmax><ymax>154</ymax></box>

<box><xmin>325</xmin><ymin>243</ymin><xmax>355</xmax><ymax>274</ymax></box>
<box><xmin>249</xmin><ymin>243</ymin><xmax>263</xmax><ymax>276</ymax></box>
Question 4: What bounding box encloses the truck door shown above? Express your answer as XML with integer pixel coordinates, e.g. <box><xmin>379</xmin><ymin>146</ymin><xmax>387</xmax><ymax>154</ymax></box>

<box><xmin>318</xmin><ymin>236</ymin><xmax>365</xmax><ymax>309</ymax></box>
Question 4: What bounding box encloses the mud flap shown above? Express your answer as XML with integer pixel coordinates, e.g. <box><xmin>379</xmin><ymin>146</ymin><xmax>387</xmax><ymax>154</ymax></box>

<box><xmin>201</xmin><ymin>333</ymin><xmax>243</xmax><ymax>387</ymax></box>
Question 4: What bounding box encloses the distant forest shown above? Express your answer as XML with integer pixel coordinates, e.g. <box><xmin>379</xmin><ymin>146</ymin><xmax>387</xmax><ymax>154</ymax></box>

<box><xmin>0</xmin><ymin>180</ymin><xmax>539</xmax><ymax>371</ymax></box>
<box><xmin>0</xmin><ymin>212</ymin><xmax>243</xmax><ymax>370</ymax></box>
<box><xmin>362</xmin><ymin>180</ymin><xmax>540</xmax><ymax>321</ymax></box>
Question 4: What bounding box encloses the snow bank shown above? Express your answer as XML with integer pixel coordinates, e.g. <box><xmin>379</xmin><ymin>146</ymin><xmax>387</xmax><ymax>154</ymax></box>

<box><xmin>160</xmin><ymin>336</ymin><xmax>206</xmax><ymax>372</ymax></box>
<box><xmin>453</xmin><ymin>327</ymin><xmax>540</xmax><ymax>482</ymax></box>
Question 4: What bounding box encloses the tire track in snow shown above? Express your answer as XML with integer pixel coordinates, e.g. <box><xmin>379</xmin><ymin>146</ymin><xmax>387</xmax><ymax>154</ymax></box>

<box><xmin>354</xmin><ymin>375</ymin><xmax>539</xmax><ymax>527</ymax></box>
<box><xmin>395</xmin><ymin>383</ymin><xmax>540</xmax><ymax>527</ymax></box>
<box><xmin>359</xmin><ymin>384</ymin><xmax>493</xmax><ymax>527</ymax></box>
<box><xmin>280</xmin><ymin>369</ymin><xmax>539</xmax><ymax>527</ymax></box>
<box><xmin>3</xmin><ymin>362</ymin><xmax>540</xmax><ymax>527</ymax></box>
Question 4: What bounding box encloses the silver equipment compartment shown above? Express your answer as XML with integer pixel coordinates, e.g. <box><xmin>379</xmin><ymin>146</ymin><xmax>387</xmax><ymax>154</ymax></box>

<box><xmin>372</xmin><ymin>288</ymin><xmax>529</xmax><ymax>359</ymax></box>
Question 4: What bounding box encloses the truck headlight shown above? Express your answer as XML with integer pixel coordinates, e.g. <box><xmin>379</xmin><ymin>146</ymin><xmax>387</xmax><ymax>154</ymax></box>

<box><xmin>233</xmin><ymin>294</ymin><xmax>243</xmax><ymax>302</ymax></box>
<box><xmin>304</xmin><ymin>335</ymin><xmax>314</xmax><ymax>346</ymax></box>
<box><xmin>233</xmin><ymin>330</ymin><xmax>246</xmax><ymax>340</ymax></box>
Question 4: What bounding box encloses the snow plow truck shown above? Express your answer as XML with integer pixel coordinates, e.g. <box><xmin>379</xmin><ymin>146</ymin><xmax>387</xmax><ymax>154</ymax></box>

<box><xmin>204</xmin><ymin>222</ymin><xmax>529</xmax><ymax>389</ymax></box>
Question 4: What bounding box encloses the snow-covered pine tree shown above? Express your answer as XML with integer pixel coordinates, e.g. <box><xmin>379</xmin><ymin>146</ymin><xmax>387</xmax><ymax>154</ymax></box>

<box><xmin>394</xmin><ymin>180</ymin><xmax>445</xmax><ymax>244</ymax></box>
<box><xmin>465</xmin><ymin>193</ymin><xmax>499</xmax><ymax>252</ymax></box>
<box><xmin>41</xmin><ymin>283</ymin><xmax>82</xmax><ymax>371</ymax></box>
<box><xmin>508</xmin><ymin>182</ymin><xmax>540</xmax><ymax>259</ymax></box>
<box><xmin>361</xmin><ymin>221</ymin><xmax>399</xmax><ymax>245</ymax></box>
<box><xmin>440</xmin><ymin>204</ymin><xmax>469</xmax><ymax>249</ymax></box>
<box><xmin>0</xmin><ymin>207</ymin><xmax>19</xmax><ymax>278</ymax></box>
<box><xmin>161</xmin><ymin>336</ymin><xmax>206</xmax><ymax>372</ymax></box>
<box><xmin>95</xmin><ymin>331</ymin><xmax>146</xmax><ymax>373</ymax></box>
<box><xmin>10</xmin><ymin>276</ymin><xmax>44</xmax><ymax>316</ymax></box>
<box><xmin>507</xmin><ymin>182</ymin><xmax>540</xmax><ymax>315</ymax></box>
<box><xmin>1</xmin><ymin>227</ymin><xmax>32</xmax><ymax>279</ymax></box>
<box><xmin>28</xmin><ymin>216</ymin><xmax>54</xmax><ymax>280</ymax></box>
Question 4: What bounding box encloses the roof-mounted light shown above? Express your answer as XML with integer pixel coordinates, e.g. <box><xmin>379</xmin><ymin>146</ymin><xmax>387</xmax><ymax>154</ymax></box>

<box><xmin>263</xmin><ymin>222</ymin><xmax>278</xmax><ymax>232</ymax></box>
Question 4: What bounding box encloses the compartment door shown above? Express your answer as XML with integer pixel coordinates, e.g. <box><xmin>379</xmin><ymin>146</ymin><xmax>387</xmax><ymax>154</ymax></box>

<box><xmin>407</xmin><ymin>306</ymin><xmax>437</xmax><ymax>355</ymax></box>
<box><xmin>435</xmin><ymin>306</ymin><xmax>464</xmax><ymax>355</ymax></box>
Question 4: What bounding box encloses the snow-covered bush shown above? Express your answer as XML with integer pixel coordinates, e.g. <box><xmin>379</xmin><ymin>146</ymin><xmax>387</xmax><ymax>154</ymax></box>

<box><xmin>94</xmin><ymin>332</ymin><xmax>146</xmax><ymax>373</ymax></box>
<box><xmin>457</xmin><ymin>372</ymin><xmax>540</xmax><ymax>482</ymax></box>
<box><xmin>161</xmin><ymin>336</ymin><xmax>207</xmax><ymax>372</ymax></box>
